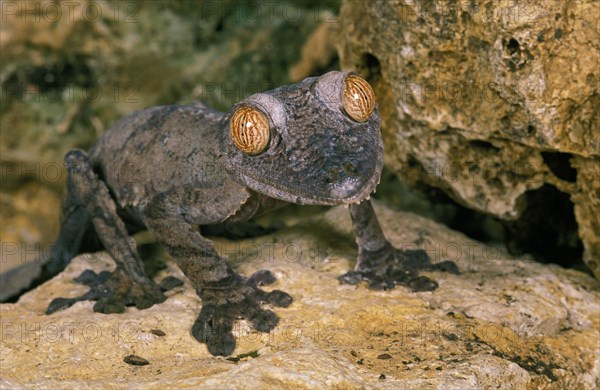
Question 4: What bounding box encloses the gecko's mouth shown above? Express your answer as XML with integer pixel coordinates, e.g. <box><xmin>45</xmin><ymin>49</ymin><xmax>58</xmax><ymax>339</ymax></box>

<box><xmin>244</xmin><ymin>138</ymin><xmax>383</xmax><ymax>206</ymax></box>
<box><xmin>226</xmin><ymin>146</ymin><xmax>383</xmax><ymax>206</ymax></box>
<box><xmin>327</xmin><ymin>175</ymin><xmax>380</xmax><ymax>205</ymax></box>
<box><xmin>222</xmin><ymin>118</ymin><xmax>384</xmax><ymax>206</ymax></box>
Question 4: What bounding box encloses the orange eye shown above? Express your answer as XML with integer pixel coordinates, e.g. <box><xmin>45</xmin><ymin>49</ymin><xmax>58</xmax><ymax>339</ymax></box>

<box><xmin>230</xmin><ymin>106</ymin><xmax>270</xmax><ymax>155</ymax></box>
<box><xmin>342</xmin><ymin>75</ymin><xmax>375</xmax><ymax>122</ymax></box>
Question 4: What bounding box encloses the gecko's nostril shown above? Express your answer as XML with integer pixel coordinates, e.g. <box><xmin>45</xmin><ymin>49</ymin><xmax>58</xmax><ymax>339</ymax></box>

<box><xmin>326</xmin><ymin>167</ymin><xmax>340</xmax><ymax>184</ymax></box>
<box><xmin>325</xmin><ymin>162</ymin><xmax>358</xmax><ymax>185</ymax></box>
<box><xmin>342</xmin><ymin>162</ymin><xmax>358</xmax><ymax>175</ymax></box>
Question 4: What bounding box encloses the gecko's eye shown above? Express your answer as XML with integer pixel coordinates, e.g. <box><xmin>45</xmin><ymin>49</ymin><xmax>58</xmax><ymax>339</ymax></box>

<box><xmin>342</xmin><ymin>75</ymin><xmax>375</xmax><ymax>122</ymax></box>
<box><xmin>230</xmin><ymin>106</ymin><xmax>270</xmax><ymax>155</ymax></box>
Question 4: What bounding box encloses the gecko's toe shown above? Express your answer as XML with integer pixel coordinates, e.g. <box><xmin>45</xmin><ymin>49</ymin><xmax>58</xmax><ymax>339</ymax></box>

<box><xmin>249</xmin><ymin>308</ymin><xmax>279</xmax><ymax>332</ymax></box>
<box><xmin>191</xmin><ymin>304</ymin><xmax>237</xmax><ymax>356</ymax></box>
<box><xmin>248</xmin><ymin>269</ymin><xmax>277</xmax><ymax>286</ymax></box>
<box><xmin>367</xmin><ymin>277</ymin><xmax>395</xmax><ymax>291</ymax></box>
<box><xmin>207</xmin><ymin>330</ymin><xmax>236</xmax><ymax>357</ymax></box>
<box><xmin>191</xmin><ymin>304</ymin><xmax>217</xmax><ymax>344</ymax></box>
<box><xmin>337</xmin><ymin>271</ymin><xmax>363</xmax><ymax>285</ymax></box>
<box><xmin>46</xmin><ymin>297</ymin><xmax>77</xmax><ymax>314</ymax></box>
<box><xmin>73</xmin><ymin>269</ymin><xmax>104</xmax><ymax>285</ymax></box>
<box><xmin>94</xmin><ymin>296</ymin><xmax>126</xmax><ymax>314</ymax></box>
<box><xmin>407</xmin><ymin>275</ymin><xmax>439</xmax><ymax>292</ymax></box>
<box><xmin>431</xmin><ymin>260</ymin><xmax>460</xmax><ymax>274</ymax></box>
<box><xmin>265</xmin><ymin>290</ymin><xmax>293</xmax><ymax>307</ymax></box>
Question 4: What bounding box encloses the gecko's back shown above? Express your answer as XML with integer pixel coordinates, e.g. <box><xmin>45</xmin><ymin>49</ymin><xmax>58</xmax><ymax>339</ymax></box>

<box><xmin>89</xmin><ymin>104</ymin><xmax>227</xmax><ymax>211</ymax></box>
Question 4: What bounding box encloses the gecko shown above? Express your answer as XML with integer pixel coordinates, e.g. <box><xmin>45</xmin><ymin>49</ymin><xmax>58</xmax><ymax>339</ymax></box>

<box><xmin>41</xmin><ymin>71</ymin><xmax>458</xmax><ymax>356</ymax></box>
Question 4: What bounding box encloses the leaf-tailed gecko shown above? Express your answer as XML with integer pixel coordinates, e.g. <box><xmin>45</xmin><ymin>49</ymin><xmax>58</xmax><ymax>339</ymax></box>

<box><xmin>43</xmin><ymin>71</ymin><xmax>458</xmax><ymax>356</ymax></box>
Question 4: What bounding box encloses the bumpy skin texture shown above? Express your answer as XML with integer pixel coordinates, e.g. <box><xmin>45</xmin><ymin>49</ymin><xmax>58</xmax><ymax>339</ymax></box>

<box><xmin>44</xmin><ymin>71</ymin><xmax>458</xmax><ymax>356</ymax></box>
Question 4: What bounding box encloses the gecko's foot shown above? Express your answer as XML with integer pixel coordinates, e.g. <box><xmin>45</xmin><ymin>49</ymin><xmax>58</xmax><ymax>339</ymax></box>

<box><xmin>46</xmin><ymin>267</ymin><xmax>174</xmax><ymax>315</ymax></box>
<box><xmin>192</xmin><ymin>269</ymin><xmax>292</xmax><ymax>356</ymax></box>
<box><xmin>338</xmin><ymin>245</ymin><xmax>459</xmax><ymax>292</ymax></box>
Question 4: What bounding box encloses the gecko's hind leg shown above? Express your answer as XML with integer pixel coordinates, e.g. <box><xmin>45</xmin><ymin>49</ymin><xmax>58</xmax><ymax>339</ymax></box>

<box><xmin>46</xmin><ymin>150</ymin><xmax>177</xmax><ymax>315</ymax></box>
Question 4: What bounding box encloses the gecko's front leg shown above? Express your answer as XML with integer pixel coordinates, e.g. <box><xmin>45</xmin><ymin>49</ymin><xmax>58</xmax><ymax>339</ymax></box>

<box><xmin>142</xmin><ymin>194</ymin><xmax>292</xmax><ymax>356</ymax></box>
<box><xmin>339</xmin><ymin>200</ymin><xmax>459</xmax><ymax>291</ymax></box>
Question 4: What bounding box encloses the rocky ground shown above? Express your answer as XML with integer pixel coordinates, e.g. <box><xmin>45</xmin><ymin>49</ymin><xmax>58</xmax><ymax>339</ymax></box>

<box><xmin>1</xmin><ymin>204</ymin><xmax>598</xmax><ymax>389</ymax></box>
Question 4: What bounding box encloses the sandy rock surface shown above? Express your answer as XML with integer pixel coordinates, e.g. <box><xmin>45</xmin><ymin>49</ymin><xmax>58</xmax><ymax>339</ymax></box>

<box><xmin>1</xmin><ymin>204</ymin><xmax>598</xmax><ymax>389</ymax></box>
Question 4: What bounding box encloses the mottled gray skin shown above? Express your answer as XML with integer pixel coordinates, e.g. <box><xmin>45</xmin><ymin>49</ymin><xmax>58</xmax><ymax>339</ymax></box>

<box><xmin>43</xmin><ymin>71</ymin><xmax>458</xmax><ymax>356</ymax></box>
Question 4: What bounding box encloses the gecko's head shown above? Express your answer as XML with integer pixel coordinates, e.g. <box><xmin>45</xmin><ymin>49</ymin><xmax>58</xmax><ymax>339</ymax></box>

<box><xmin>219</xmin><ymin>71</ymin><xmax>383</xmax><ymax>206</ymax></box>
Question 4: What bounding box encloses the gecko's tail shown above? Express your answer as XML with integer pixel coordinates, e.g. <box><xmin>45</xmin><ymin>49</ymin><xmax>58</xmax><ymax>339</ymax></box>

<box><xmin>0</xmin><ymin>189</ymin><xmax>98</xmax><ymax>302</ymax></box>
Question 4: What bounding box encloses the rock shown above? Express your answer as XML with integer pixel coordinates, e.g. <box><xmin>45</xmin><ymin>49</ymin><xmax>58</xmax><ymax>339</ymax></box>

<box><xmin>288</xmin><ymin>22</ymin><xmax>339</xmax><ymax>82</ymax></box>
<box><xmin>1</xmin><ymin>204</ymin><xmax>598</xmax><ymax>388</ymax></box>
<box><xmin>337</xmin><ymin>0</ymin><xmax>600</xmax><ymax>278</ymax></box>
<box><xmin>572</xmin><ymin>157</ymin><xmax>600</xmax><ymax>279</ymax></box>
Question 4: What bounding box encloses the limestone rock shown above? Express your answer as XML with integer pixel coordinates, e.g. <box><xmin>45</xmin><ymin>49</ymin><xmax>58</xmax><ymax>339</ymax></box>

<box><xmin>1</xmin><ymin>204</ymin><xmax>598</xmax><ymax>388</ymax></box>
<box><xmin>289</xmin><ymin>22</ymin><xmax>339</xmax><ymax>82</ymax></box>
<box><xmin>337</xmin><ymin>0</ymin><xmax>600</xmax><ymax>278</ymax></box>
